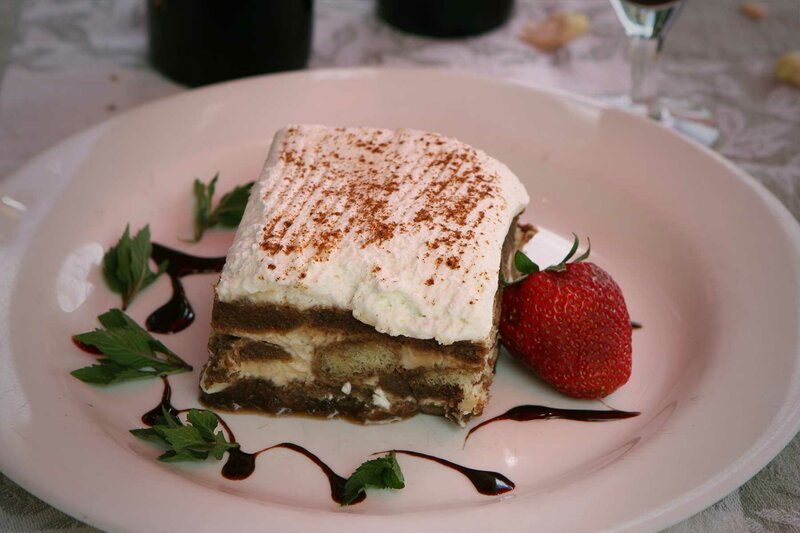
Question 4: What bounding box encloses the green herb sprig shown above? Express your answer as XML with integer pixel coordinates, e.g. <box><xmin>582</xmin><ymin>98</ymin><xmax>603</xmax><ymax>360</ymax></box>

<box><xmin>70</xmin><ymin>309</ymin><xmax>192</xmax><ymax>385</ymax></box>
<box><xmin>189</xmin><ymin>174</ymin><xmax>254</xmax><ymax>242</ymax></box>
<box><xmin>131</xmin><ymin>407</ymin><xmax>238</xmax><ymax>462</ymax></box>
<box><xmin>103</xmin><ymin>224</ymin><xmax>167</xmax><ymax>310</ymax></box>
<box><xmin>340</xmin><ymin>451</ymin><xmax>405</xmax><ymax>506</ymax></box>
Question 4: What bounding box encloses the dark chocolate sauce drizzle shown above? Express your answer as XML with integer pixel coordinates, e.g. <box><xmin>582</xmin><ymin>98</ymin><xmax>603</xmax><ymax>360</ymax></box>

<box><xmin>220</xmin><ymin>444</ymin><xmax>365</xmax><ymax>504</ymax></box>
<box><xmin>141</xmin><ymin>375</ymin><xmax>180</xmax><ymax>426</ymax></box>
<box><xmin>631</xmin><ymin>321</ymin><xmax>643</xmax><ymax>330</ymax></box>
<box><xmin>261</xmin><ymin>443</ymin><xmax>365</xmax><ymax>504</ymax></box>
<box><xmin>390</xmin><ymin>449</ymin><xmax>515</xmax><ymax>495</ymax></box>
<box><xmin>145</xmin><ymin>243</ymin><xmax>225</xmax><ymax>334</ymax></box>
<box><xmin>136</xmin><ymin>380</ymin><xmax>639</xmax><ymax>503</ymax></box>
<box><xmin>465</xmin><ymin>405</ymin><xmax>640</xmax><ymax>445</ymax></box>
<box><xmin>137</xmin><ymin>374</ymin><xmax>640</xmax><ymax>502</ymax></box>
<box><xmin>208</xmin><ymin>415</ymin><xmax>262</xmax><ymax>482</ymax></box>
<box><xmin>141</xmin><ymin>378</ymin><xmax>365</xmax><ymax>503</ymax></box>
<box><xmin>220</xmin><ymin>448</ymin><xmax>258</xmax><ymax>480</ymax></box>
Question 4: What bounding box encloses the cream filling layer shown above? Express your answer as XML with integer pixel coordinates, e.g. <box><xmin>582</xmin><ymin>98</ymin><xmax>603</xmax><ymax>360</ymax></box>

<box><xmin>201</xmin><ymin>328</ymin><xmax>495</xmax><ymax>419</ymax></box>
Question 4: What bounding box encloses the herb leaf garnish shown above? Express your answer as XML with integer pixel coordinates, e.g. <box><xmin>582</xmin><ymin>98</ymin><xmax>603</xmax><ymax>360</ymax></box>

<box><xmin>340</xmin><ymin>451</ymin><xmax>405</xmax><ymax>506</ymax></box>
<box><xmin>103</xmin><ymin>224</ymin><xmax>167</xmax><ymax>310</ymax></box>
<box><xmin>71</xmin><ymin>309</ymin><xmax>192</xmax><ymax>385</ymax></box>
<box><xmin>130</xmin><ymin>406</ymin><xmax>238</xmax><ymax>462</ymax></box>
<box><xmin>190</xmin><ymin>174</ymin><xmax>254</xmax><ymax>242</ymax></box>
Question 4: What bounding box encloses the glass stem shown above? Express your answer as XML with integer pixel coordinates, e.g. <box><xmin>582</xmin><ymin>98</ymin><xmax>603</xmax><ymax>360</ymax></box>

<box><xmin>628</xmin><ymin>37</ymin><xmax>662</xmax><ymax>120</ymax></box>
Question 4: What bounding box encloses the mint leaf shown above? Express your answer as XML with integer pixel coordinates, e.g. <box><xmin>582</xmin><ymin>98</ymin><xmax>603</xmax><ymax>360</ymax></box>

<box><xmin>158</xmin><ymin>425</ymin><xmax>205</xmax><ymax>451</ymax></box>
<box><xmin>102</xmin><ymin>224</ymin><xmax>167</xmax><ymax>309</ymax></box>
<box><xmin>341</xmin><ymin>452</ymin><xmax>405</xmax><ymax>506</ymax></box>
<box><xmin>97</xmin><ymin>307</ymin><xmax>138</xmax><ymax>329</ymax></box>
<box><xmin>70</xmin><ymin>360</ymin><xmax>128</xmax><ymax>384</ymax></box>
<box><xmin>70</xmin><ymin>358</ymin><xmax>161</xmax><ymax>385</ymax></box>
<box><xmin>159</xmin><ymin>449</ymin><xmax>209</xmax><ymax>462</ymax></box>
<box><xmin>187</xmin><ymin>409</ymin><xmax>219</xmax><ymax>442</ymax></box>
<box><xmin>129</xmin><ymin>427</ymin><xmax>169</xmax><ymax>445</ymax></box>
<box><xmin>191</xmin><ymin>175</ymin><xmax>217</xmax><ymax>242</ymax></box>
<box><xmin>74</xmin><ymin>329</ymin><xmax>163</xmax><ymax>369</ymax></box>
<box><xmin>211</xmin><ymin>431</ymin><xmax>237</xmax><ymax>460</ymax></box>
<box><xmin>71</xmin><ymin>310</ymin><xmax>192</xmax><ymax>385</ymax></box>
<box><xmin>102</xmin><ymin>239</ymin><xmax>123</xmax><ymax>294</ymax></box>
<box><xmin>188</xmin><ymin>175</ymin><xmax>254</xmax><ymax>242</ymax></box>
<box><xmin>153</xmin><ymin>405</ymin><xmax>183</xmax><ymax>430</ymax></box>
<box><xmin>131</xmin><ymin>407</ymin><xmax>237</xmax><ymax>464</ymax></box>
<box><xmin>96</xmin><ymin>309</ymin><xmax>184</xmax><ymax>367</ymax></box>
<box><xmin>213</xmin><ymin>182</ymin><xmax>254</xmax><ymax>227</ymax></box>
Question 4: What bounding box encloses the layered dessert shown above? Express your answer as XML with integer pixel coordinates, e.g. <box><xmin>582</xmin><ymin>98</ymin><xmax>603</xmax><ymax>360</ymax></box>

<box><xmin>200</xmin><ymin>125</ymin><xmax>531</xmax><ymax>425</ymax></box>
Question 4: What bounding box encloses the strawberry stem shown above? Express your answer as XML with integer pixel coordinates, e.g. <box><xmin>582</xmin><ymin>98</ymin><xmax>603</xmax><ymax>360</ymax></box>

<box><xmin>505</xmin><ymin>234</ymin><xmax>592</xmax><ymax>285</ymax></box>
<box><xmin>561</xmin><ymin>233</ymin><xmax>580</xmax><ymax>263</ymax></box>
<box><xmin>572</xmin><ymin>237</ymin><xmax>591</xmax><ymax>264</ymax></box>
<box><xmin>543</xmin><ymin>234</ymin><xmax>591</xmax><ymax>272</ymax></box>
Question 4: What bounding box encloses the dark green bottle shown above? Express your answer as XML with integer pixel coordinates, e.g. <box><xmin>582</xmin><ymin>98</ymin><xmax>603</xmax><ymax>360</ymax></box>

<box><xmin>148</xmin><ymin>0</ymin><xmax>313</xmax><ymax>87</ymax></box>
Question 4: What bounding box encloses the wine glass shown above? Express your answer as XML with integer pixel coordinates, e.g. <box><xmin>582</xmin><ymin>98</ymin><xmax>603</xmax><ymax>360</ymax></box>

<box><xmin>608</xmin><ymin>0</ymin><xmax>719</xmax><ymax>146</ymax></box>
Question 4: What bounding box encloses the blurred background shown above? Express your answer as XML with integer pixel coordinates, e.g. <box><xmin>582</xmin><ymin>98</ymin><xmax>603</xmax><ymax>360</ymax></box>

<box><xmin>0</xmin><ymin>1</ymin><xmax>799</xmax><ymax>531</ymax></box>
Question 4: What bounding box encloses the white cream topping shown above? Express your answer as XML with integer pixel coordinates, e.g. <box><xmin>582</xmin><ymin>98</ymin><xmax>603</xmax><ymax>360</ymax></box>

<box><xmin>216</xmin><ymin>125</ymin><xmax>529</xmax><ymax>345</ymax></box>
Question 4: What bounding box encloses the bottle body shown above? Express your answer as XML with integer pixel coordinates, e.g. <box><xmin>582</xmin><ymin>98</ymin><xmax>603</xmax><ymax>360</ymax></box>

<box><xmin>148</xmin><ymin>0</ymin><xmax>314</xmax><ymax>87</ymax></box>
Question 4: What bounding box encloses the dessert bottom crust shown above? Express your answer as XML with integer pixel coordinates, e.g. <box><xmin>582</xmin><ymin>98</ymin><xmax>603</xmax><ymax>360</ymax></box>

<box><xmin>201</xmin><ymin>376</ymin><xmax>457</xmax><ymax>423</ymax></box>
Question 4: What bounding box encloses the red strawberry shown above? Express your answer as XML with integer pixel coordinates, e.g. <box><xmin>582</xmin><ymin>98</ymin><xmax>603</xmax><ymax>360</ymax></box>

<box><xmin>499</xmin><ymin>236</ymin><xmax>632</xmax><ymax>399</ymax></box>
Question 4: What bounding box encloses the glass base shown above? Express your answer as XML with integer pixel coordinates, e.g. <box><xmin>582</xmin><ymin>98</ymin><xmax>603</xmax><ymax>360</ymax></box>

<box><xmin>601</xmin><ymin>95</ymin><xmax>720</xmax><ymax>148</ymax></box>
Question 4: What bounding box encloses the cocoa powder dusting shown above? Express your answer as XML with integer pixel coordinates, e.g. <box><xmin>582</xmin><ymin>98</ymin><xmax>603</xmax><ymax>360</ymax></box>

<box><xmin>259</xmin><ymin>127</ymin><xmax>506</xmax><ymax>276</ymax></box>
<box><xmin>445</xmin><ymin>256</ymin><xmax>461</xmax><ymax>270</ymax></box>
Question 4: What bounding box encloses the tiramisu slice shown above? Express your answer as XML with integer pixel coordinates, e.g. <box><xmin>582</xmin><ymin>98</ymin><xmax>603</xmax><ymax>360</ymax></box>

<box><xmin>200</xmin><ymin>125</ymin><xmax>530</xmax><ymax>425</ymax></box>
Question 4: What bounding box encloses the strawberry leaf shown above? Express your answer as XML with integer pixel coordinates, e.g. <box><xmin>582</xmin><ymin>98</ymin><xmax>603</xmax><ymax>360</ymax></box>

<box><xmin>573</xmin><ymin>237</ymin><xmax>591</xmax><ymax>263</ymax></box>
<box><xmin>544</xmin><ymin>235</ymin><xmax>591</xmax><ymax>272</ymax></box>
<box><xmin>514</xmin><ymin>251</ymin><xmax>540</xmax><ymax>275</ymax></box>
<box><xmin>561</xmin><ymin>233</ymin><xmax>580</xmax><ymax>263</ymax></box>
<box><xmin>506</xmin><ymin>235</ymin><xmax>593</xmax><ymax>283</ymax></box>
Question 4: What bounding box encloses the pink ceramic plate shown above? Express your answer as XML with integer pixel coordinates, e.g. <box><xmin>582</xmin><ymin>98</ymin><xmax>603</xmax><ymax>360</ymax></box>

<box><xmin>1</xmin><ymin>69</ymin><xmax>799</xmax><ymax>532</ymax></box>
